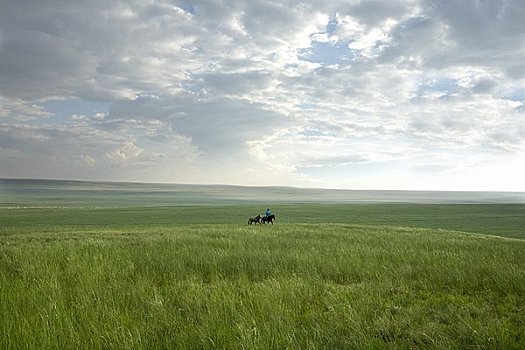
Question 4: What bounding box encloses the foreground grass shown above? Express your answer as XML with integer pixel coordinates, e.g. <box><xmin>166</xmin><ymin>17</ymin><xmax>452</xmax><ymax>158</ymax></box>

<box><xmin>1</xmin><ymin>223</ymin><xmax>524</xmax><ymax>349</ymax></box>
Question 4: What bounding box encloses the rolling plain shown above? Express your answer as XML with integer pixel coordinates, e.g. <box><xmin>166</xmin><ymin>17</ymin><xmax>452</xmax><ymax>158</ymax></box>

<box><xmin>1</xmin><ymin>179</ymin><xmax>524</xmax><ymax>349</ymax></box>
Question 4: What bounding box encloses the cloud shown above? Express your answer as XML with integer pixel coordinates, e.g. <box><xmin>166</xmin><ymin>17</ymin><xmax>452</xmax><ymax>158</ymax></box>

<box><xmin>407</xmin><ymin>0</ymin><xmax>525</xmax><ymax>72</ymax></box>
<box><xmin>0</xmin><ymin>97</ymin><xmax>52</xmax><ymax>121</ymax></box>
<box><xmin>81</xmin><ymin>154</ymin><xmax>96</xmax><ymax>166</ymax></box>
<box><xmin>0</xmin><ymin>117</ymin><xmax>198</xmax><ymax>180</ymax></box>
<box><xmin>0</xmin><ymin>0</ymin><xmax>524</xmax><ymax>189</ymax></box>
<box><xmin>0</xmin><ymin>0</ymin><xmax>197</xmax><ymax>101</ymax></box>
<box><xmin>105</xmin><ymin>141</ymin><xmax>144</xmax><ymax>164</ymax></box>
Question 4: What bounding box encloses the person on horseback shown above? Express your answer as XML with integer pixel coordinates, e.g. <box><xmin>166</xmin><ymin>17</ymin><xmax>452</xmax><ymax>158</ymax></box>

<box><xmin>261</xmin><ymin>208</ymin><xmax>276</xmax><ymax>224</ymax></box>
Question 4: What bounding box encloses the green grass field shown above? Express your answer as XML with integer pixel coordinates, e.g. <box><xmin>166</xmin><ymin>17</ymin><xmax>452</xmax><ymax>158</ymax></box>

<box><xmin>1</xmin><ymin>179</ymin><xmax>525</xmax><ymax>349</ymax></box>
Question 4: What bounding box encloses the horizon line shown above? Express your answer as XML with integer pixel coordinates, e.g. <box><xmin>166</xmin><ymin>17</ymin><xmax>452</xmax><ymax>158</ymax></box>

<box><xmin>2</xmin><ymin>177</ymin><xmax>525</xmax><ymax>194</ymax></box>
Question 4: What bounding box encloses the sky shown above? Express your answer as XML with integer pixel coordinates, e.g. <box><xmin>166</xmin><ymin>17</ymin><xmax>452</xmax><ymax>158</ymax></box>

<box><xmin>1</xmin><ymin>0</ymin><xmax>525</xmax><ymax>191</ymax></box>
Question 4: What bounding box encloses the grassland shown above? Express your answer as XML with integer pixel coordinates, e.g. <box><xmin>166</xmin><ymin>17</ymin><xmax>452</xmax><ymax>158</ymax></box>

<box><xmin>2</xmin><ymin>203</ymin><xmax>525</xmax><ymax>239</ymax></box>
<box><xmin>1</xmin><ymin>180</ymin><xmax>525</xmax><ymax>349</ymax></box>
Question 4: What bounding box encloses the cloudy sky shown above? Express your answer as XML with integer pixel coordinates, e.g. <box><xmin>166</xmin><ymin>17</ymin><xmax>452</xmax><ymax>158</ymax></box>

<box><xmin>1</xmin><ymin>0</ymin><xmax>525</xmax><ymax>191</ymax></box>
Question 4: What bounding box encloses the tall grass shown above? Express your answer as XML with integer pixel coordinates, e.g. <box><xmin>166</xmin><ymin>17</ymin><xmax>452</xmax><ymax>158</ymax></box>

<box><xmin>2</xmin><ymin>223</ymin><xmax>524</xmax><ymax>349</ymax></box>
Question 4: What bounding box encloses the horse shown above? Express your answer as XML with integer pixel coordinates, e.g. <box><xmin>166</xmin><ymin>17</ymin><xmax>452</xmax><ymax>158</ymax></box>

<box><xmin>261</xmin><ymin>214</ymin><xmax>276</xmax><ymax>224</ymax></box>
<box><xmin>248</xmin><ymin>214</ymin><xmax>261</xmax><ymax>225</ymax></box>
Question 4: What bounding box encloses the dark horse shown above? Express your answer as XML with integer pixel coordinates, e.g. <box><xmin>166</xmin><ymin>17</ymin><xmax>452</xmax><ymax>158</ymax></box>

<box><xmin>261</xmin><ymin>214</ymin><xmax>276</xmax><ymax>224</ymax></box>
<box><xmin>248</xmin><ymin>214</ymin><xmax>261</xmax><ymax>225</ymax></box>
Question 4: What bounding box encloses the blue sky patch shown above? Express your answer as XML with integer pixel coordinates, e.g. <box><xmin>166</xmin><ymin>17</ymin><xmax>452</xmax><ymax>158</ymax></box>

<box><xmin>325</xmin><ymin>17</ymin><xmax>338</xmax><ymax>35</ymax></box>
<box><xmin>40</xmin><ymin>99</ymin><xmax>109</xmax><ymax>122</ymax></box>
<box><xmin>298</xmin><ymin>16</ymin><xmax>355</xmax><ymax>65</ymax></box>
<box><xmin>298</xmin><ymin>41</ymin><xmax>355</xmax><ymax>65</ymax></box>
<box><xmin>504</xmin><ymin>88</ymin><xmax>525</xmax><ymax>102</ymax></box>
<box><xmin>416</xmin><ymin>78</ymin><xmax>460</xmax><ymax>97</ymax></box>
<box><xmin>181</xmin><ymin>3</ymin><xmax>196</xmax><ymax>15</ymax></box>
<box><xmin>296</xmin><ymin>102</ymin><xmax>318</xmax><ymax>110</ymax></box>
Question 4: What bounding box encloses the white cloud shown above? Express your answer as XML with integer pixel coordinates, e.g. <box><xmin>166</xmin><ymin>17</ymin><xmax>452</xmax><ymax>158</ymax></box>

<box><xmin>81</xmin><ymin>154</ymin><xmax>96</xmax><ymax>166</ymax></box>
<box><xmin>106</xmin><ymin>141</ymin><xmax>143</xmax><ymax>164</ymax></box>
<box><xmin>1</xmin><ymin>0</ymin><xmax>524</xmax><ymax>190</ymax></box>
<box><xmin>0</xmin><ymin>97</ymin><xmax>52</xmax><ymax>121</ymax></box>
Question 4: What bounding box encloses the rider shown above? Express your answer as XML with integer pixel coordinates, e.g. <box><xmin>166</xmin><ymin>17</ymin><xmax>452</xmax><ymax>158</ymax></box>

<box><xmin>264</xmin><ymin>208</ymin><xmax>272</xmax><ymax>218</ymax></box>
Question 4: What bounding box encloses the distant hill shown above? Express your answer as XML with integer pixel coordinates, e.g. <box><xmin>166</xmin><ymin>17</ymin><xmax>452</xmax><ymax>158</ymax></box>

<box><xmin>1</xmin><ymin>178</ymin><xmax>525</xmax><ymax>206</ymax></box>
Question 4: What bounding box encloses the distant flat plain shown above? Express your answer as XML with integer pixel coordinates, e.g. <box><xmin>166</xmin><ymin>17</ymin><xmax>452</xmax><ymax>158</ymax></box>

<box><xmin>2</xmin><ymin>178</ymin><xmax>525</xmax><ymax>206</ymax></box>
<box><xmin>2</xmin><ymin>178</ymin><xmax>524</xmax><ymax>239</ymax></box>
